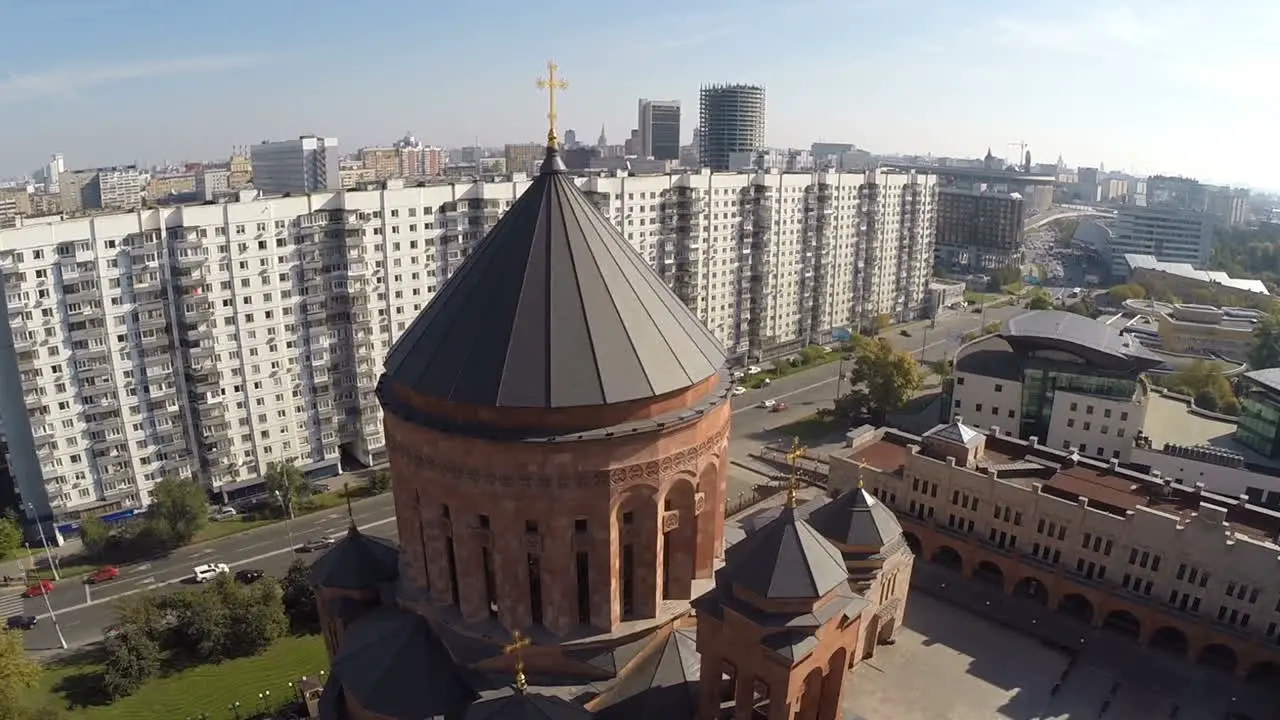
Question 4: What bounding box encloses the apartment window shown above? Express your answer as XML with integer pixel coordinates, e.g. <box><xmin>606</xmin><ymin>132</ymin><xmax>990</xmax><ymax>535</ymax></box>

<box><xmin>994</xmin><ymin>383</ymin><xmax>1003</xmax><ymax>392</ymax></box>
<box><xmin>1069</xmin><ymin>402</ymin><xmax>1078</xmax><ymax>411</ymax></box>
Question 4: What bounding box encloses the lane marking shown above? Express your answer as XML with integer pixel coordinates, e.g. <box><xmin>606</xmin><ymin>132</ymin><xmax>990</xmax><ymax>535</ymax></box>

<box><xmin>37</xmin><ymin>516</ymin><xmax>397</xmax><ymax>620</ymax></box>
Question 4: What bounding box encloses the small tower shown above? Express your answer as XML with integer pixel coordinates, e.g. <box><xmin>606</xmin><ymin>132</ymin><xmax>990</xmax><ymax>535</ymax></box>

<box><xmin>807</xmin><ymin>469</ymin><xmax>914</xmax><ymax>663</ymax></box>
<box><xmin>311</xmin><ymin>490</ymin><xmax>401</xmax><ymax>660</ymax></box>
<box><xmin>693</xmin><ymin>486</ymin><xmax>864</xmax><ymax>720</ymax></box>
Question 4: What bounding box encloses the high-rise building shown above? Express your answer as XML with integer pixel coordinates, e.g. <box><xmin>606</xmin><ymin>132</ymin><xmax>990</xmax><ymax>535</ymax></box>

<box><xmin>196</xmin><ymin>169</ymin><xmax>232</xmax><ymax>201</ymax></box>
<box><xmin>58</xmin><ymin>166</ymin><xmax>144</xmax><ymax>214</ymax></box>
<box><xmin>1147</xmin><ymin>176</ymin><xmax>1209</xmax><ymax>212</ymax></box>
<box><xmin>637</xmin><ymin>98</ymin><xmax>681</xmax><ymax>161</ymax></box>
<box><xmin>1076</xmin><ymin>167</ymin><xmax>1101</xmax><ymax>203</ymax></box>
<box><xmin>698</xmin><ymin>84</ymin><xmax>765</xmax><ymax>171</ymax></box>
<box><xmin>1110</xmin><ymin>205</ymin><xmax>1215</xmax><ymax>276</ymax></box>
<box><xmin>503</xmin><ymin>143</ymin><xmax>545</xmax><ymax>176</ymax></box>
<box><xmin>0</xmin><ymin>166</ymin><xmax>935</xmax><ymax>520</ymax></box>
<box><xmin>934</xmin><ymin>189</ymin><xmax>1026</xmax><ymax>270</ymax></box>
<box><xmin>1208</xmin><ymin>186</ymin><xmax>1249</xmax><ymax>227</ymax></box>
<box><xmin>249</xmin><ymin>136</ymin><xmax>340</xmax><ymax>195</ymax></box>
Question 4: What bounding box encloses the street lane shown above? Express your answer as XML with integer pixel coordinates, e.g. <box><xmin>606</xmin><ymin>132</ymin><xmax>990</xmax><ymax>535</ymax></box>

<box><xmin>21</xmin><ymin>302</ymin><xmax>1043</xmax><ymax>652</ymax></box>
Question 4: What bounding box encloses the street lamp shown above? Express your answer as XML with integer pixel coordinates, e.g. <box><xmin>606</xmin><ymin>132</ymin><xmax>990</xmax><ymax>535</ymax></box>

<box><xmin>38</xmin><ymin>578</ymin><xmax>67</xmax><ymax>649</ymax></box>
<box><xmin>26</xmin><ymin>503</ymin><xmax>59</xmax><ymax>580</ymax></box>
<box><xmin>274</xmin><ymin>490</ymin><xmax>295</xmax><ymax>552</ymax></box>
<box><xmin>228</xmin><ymin>701</ymin><xmax>241</xmax><ymax>720</ymax></box>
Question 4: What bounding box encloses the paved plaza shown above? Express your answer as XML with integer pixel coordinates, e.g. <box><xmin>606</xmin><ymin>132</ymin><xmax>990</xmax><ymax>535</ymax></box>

<box><xmin>842</xmin><ymin>592</ymin><xmax>1274</xmax><ymax>720</ymax></box>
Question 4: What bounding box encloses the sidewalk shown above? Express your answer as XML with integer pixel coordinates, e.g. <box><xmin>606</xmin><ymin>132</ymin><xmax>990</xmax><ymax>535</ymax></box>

<box><xmin>909</xmin><ymin>562</ymin><xmax>1278</xmax><ymax>719</ymax></box>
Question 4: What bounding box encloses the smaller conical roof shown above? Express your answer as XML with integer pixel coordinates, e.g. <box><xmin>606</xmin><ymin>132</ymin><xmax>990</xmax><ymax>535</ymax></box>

<box><xmin>465</xmin><ymin>688</ymin><xmax>592</xmax><ymax>720</ymax></box>
<box><xmin>807</xmin><ymin>487</ymin><xmax>903</xmax><ymax>548</ymax></box>
<box><xmin>928</xmin><ymin>419</ymin><xmax>981</xmax><ymax>446</ymax></box>
<box><xmin>720</xmin><ymin>507</ymin><xmax>849</xmax><ymax>600</ymax></box>
<box><xmin>309</xmin><ymin>525</ymin><xmax>400</xmax><ymax>590</ymax></box>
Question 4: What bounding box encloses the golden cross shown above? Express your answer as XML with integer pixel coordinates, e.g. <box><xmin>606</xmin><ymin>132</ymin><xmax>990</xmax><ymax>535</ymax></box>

<box><xmin>856</xmin><ymin>462</ymin><xmax>867</xmax><ymax>490</ymax></box>
<box><xmin>535</xmin><ymin>61</ymin><xmax>569</xmax><ymax>148</ymax></box>
<box><xmin>785</xmin><ymin>437</ymin><xmax>807</xmax><ymax>508</ymax></box>
<box><xmin>503</xmin><ymin>630</ymin><xmax>532</xmax><ymax>691</ymax></box>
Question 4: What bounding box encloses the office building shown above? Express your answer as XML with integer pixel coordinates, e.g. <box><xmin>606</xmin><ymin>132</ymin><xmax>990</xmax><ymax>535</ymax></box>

<box><xmin>831</xmin><ymin>421</ymin><xmax>1280</xmax><ymax>679</ymax></box>
<box><xmin>1147</xmin><ymin>304</ymin><xmax>1256</xmax><ymax>361</ymax></box>
<box><xmin>196</xmin><ymin>169</ymin><xmax>232</xmax><ymax>202</ymax></box>
<box><xmin>1209</xmin><ymin>187</ymin><xmax>1249</xmax><ymax>227</ymax></box>
<box><xmin>0</xmin><ymin>189</ymin><xmax>31</xmax><ymax>229</ymax></box>
<box><xmin>0</xmin><ymin>165</ymin><xmax>935</xmax><ymax>521</ymax></box>
<box><xmin>503</xmin><ymin>143</ymin><xmax>544</xmax><ymax>176</ymax></box>
<box><xmin>249</xmin><ymin>136</ymin><xmax>340</xmax><ymax>195</ymax></box>
<box><xmin>934</xmin><ymin>189</ymin><xmax>1025</xmax><ymax>270</ymax></box>
<box><xmin>1123</xmin><ymin>253</ymin><xmax>1269</xmax><ymax>299</ymax></box>
<box><xmin>58</xmin><ymin>166</ymin><xmax>144</xmax><ymax>213</ymax></box>
<box><xmin>698</xmin><ymin>84</ymin><xmax>765</xmax><ymax>171</ymax></box>
<box><xmin>637</xmin><ymin>98</ymin><xmax>681</xmax><ymax>161</ymax></box>
<box><xmin>1148</xmin><ymin>176</ymin><xmax>1209</xmax><ymax>212</ymax></box>
<box><xmin>948</xmin><ymin>311</ymin><xmax>1164</xmax><ymax>462</ymax></box>
<box><xmin>1076</xmin><ymin>167</ymin><xmax>1101</xmax><ymax>203</ymax></box>
<box><xmin>1109</xmin><ymin>206</ymin><xmax>1215</xmax><ymax>277</ymax></box>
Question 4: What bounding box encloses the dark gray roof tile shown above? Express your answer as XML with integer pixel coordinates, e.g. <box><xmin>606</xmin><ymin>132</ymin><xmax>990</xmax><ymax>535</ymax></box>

<box><xmin>719</xmin><ymin>506</ymin><xmax>849</xmax><ymax>600</ymax></box>
<box><xmin>383</xmin><ymin>145</ymin><xmax>725</xmax><ymax>408</ymax></box>
<box><xmin>309</xmin><ymin>526</ymin><xmax>400</xmax><ymax>590</ymax></box>
<box><xmin>465</xmin><ymin>688</ymin><xmax>594</xmax><ymax>720</ymax></box>
<box><xmin>807</xmin><ymin>488</ymin><xmax>904</xmax><ymax>549</ymax></box>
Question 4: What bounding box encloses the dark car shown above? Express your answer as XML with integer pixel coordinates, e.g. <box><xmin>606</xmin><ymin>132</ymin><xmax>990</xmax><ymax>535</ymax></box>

<box><xmin>6</xmin><ymin>614</ymin><xmax>38</xmax><ymax>631</ymax></box>
<box><xmin>299</xmin><ymin>535</ymin><xmax>338</xmax><ymax>553</ymax></box>
<box><xmin>234</xmin><ymin>569</ymin><xmax>264</xmax><ymax>584</ymax></box>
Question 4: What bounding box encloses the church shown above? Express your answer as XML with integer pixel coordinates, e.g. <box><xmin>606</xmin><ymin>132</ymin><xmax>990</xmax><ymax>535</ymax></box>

<box><xmin>307</xmin><ymin>91</ymin><xmax>915</xmax><ymax>719</ymax></box>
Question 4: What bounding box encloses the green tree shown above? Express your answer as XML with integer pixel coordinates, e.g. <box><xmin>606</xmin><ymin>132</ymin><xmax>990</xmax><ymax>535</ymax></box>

<box><xmin>1026</xmin><ymin>288</ymin><xmax>1054</xmax><ymax>310</ymax></box>
<box><xmin>101</xmin><ymin>625</ymin><xmax>161</xmax><ymax>700</ymax></box>
<box><xmin>0</xmin><ymin>512</ymin><xmax>21</xmax><ymax>561</ymax></box>
<box><xmin>1249</xmin><ymin>312</ymin><xmax>1280</xmax><ymax>370</ymax></box>
<box><xmin>986</xmin><ymin>265</ymin><xmax>1021</xmax><ymax>292</ymax></box>
<box><xmin>1107</xmin><ymin>283</ymin><xmax>1147</xmax><ymax>301</ymax></box>
<box><xmin>264</xmin><ymin>460</ymin><xmax>310</xmax><ymax>518</ymax></box>
<box><xmin>146</xmin><ymin>477</ymin><xmax>208</xmax><ymax>545</ymax></box>
<box><xmin>281</xmin><ymin>559</ymin><xmax>318</xmax><ymax>628</ymax></box>
<box><xmin>839</xmin><ymin>336</ymin><xmax>923</xmax><ymax>423</ymax></box>
<box><xmin>872</xmin><ymin>313</ymin><xmax>892</xmax><ymax>333</ymax></box>
<box><xmin>219</xmin><ymin>576</ymin><xmax>287</xmax><ymax>657</ymax></box>
<box><xmin>367</xmin><ymin>470</ymin><xmax>392</xmax><ymax>495</ymax></box>
<box><xmin>928</xmin><ymin>359</ymin><xmax>953</xmax><ymax>381</ymax></box>
<box><xmin>0</xmin><ymin>627</ymin><xmax>41</xmax><ymax>720</ymax></box>
<box><xmin>160</xmin><ymin>587</ymin><xmax>229</xmax><ymax>660</ymax></box>
<box><xmin>79</xmin><ymin>515</ymin><xmax>111</xmax><ymax>558</ymax></box>
<box><xmin>798</xmin><ymin>345</ymin><xmax>826</xmax><ymax>365</ymax></box>
<box><xmin>982</xmin><ymin>321</ymin><xmax>1001</xmax><ymax>335</ymax></box>
<box><xmin>113</xmin><ymin>594</ymin><xmax>170</xmax><ymax>643</ymax></box>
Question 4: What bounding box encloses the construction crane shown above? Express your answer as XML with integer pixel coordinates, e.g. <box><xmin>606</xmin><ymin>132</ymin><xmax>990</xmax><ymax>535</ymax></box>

<box><xmin>1007</xmin><ymin>139</ymin><xmax>1030</xmax><ymax>171</ymax></box>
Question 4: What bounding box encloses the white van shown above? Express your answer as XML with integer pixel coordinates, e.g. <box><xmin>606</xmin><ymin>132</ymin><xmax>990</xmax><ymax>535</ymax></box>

<box><xmin>192</xmin><ymin>563</ymin><xmax>230</xmax><ymax>583</ymax></box>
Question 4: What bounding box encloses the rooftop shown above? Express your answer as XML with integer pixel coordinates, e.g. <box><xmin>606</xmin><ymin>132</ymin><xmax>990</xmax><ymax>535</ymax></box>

<box><xmin>382</xmin><ymin>144</ymin><xmax>726</xmax><ymax>409</ymax></box>
<box><xmin>1139</xmin><ymin>392</ymin><xmax>1280</xmax><ymax>473</ymax></box>
<box><xmin>1124</xmin><ymin>253</ymin><xmax>1271</xmax><ymax>296</ymax></box>
<box><xmin>847</xmin><ymin>425</ymin><xmax>1280</xmax><ymax>546</ymax></box>
<box><xmin>1245</xmin><ymin>368</ymin><xmax>1280</xmax><ymax>395</ymax></box>
<box><xmin>1003</xmin><ymin>311</ymin><xmax>1164</xmax><ymax>369</ymax></box>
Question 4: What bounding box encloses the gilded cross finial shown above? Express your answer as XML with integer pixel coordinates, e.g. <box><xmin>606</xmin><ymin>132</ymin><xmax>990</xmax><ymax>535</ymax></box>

<box><xmin>785</xmin><ymin>437</ymin><xmax>807</xmax><ymax>508</ymax></box>
<box><xmin>856</xmin><ymin>462</ymin><xmax>867</xmax><ymax>490</ymax></box>
<box><xmin>503</xmin><ymin>630</ymin><xmax>532</xmax><ymax>691</ymax></box>
<box><xmin>535</xmin><ymin>61</ymin><xmax>569</xmax><ymax>148</ymax></box>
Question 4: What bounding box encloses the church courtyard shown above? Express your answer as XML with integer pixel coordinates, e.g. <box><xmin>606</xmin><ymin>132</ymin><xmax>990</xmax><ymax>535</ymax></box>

<box><xmin>842</xmin><ymin>592</ymin><xmax>1263</xmax><ymax>720</ymax></box>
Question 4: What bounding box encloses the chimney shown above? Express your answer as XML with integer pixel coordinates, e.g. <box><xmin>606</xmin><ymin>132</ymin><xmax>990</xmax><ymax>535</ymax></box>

<box><xmin>1109</xmin><ymin>459</ymin><xmax>1120</xmax><ymax>472</ymax></box>
<box><xmin>1194</xmin><ymin>482</ymin><xmax>1205</xmax><ymax>494</ymax></box>
<box><xmin>1150</xmin><ymin>469</ymin><xmax>1162</xmax><ymax>479</ymax></box>
<box><xmin>990</xmin><ymin>425</ymin><xmax>1000</xmax><ymax>436</ymax></box>
<box><xmin>1029</xmin><ymin>436</ymin><xmax>1039</xmax><ymax>447</ymax></box>
<box><xmin>1237</xmin><ymin>494</ymin><xmax>1249</xmax><ymax>507</ymax></box>
<box><xmin>953</xmin><ymin>415</ymin><xmax>964</xmax><ymax>425</ymax></box>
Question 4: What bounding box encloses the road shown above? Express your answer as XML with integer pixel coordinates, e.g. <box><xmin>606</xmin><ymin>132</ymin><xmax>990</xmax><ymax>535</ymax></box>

<box><xmin>15</xmin><ymin>301</ymin><xmax>1042</xmax><ymax>653</ymax></box>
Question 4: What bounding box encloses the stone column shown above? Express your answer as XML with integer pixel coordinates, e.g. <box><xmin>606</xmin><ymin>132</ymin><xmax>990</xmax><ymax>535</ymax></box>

<box><xmin>542</xmin><ymin>515</ymin><xmax>575</xmax><ymax>636</ymax></box>
<box><xmin>453</xmin><ymin>527</ymin><xmax>489</xmax><ymax>624</ymax></box>
<box><xmin>494</xmin><ymin>521</ymin><xmax>529</xmax><ymax>631</ymax></box>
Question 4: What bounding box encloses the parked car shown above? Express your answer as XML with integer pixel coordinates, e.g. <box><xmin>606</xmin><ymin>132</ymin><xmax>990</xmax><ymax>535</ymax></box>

<box><xmin>86</xmin><ymin>566</ymin><xmax>120</xmax><ymax>584</ymax></box>
<box><xmin>234</xmin><ymin>568</ymin><xmax>265</xmax><ymax>584</ymax></box>
<box><xmin>745</xmin><ymin>366</ymin><xmax>763</xmax><ymax>375</ymax></box>
<box><xmin>5</xmin><ymin>614</ymin><xmax>37</xmax><ymax>630</ymax></box>
<box><xmin>731</xmin><ymin>386</ymin><xmax>746</xmax><ymax>396</ymax></box>
<box><xmin>191</xmin><ymin>563</ymin><xmax>230</xmax><ymax>583</ymax></box>
<box><xmin>104</xmin><ymin>624</ymin><xmax>122</xmax><ymax>639</ymax></box>
<box><xmin>299</xmin><ymin>535</ymin><xmax>338</xmax><ymax>553</ymax></box>
<box><xmin>211</xmin><ymin>506</ymin><xmax>237</xmax><ymax>521</ymax></box>
<box><xmin>23</xmin><ymin>580</ymin><xmax>54</xmax><ymax>598</ymax></box>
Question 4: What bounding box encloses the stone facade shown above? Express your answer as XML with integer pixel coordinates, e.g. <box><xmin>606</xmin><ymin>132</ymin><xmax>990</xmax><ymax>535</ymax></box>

<box><xmin>381</xmin><ymin>372</ymin><xmax>731</xmax><ymax>671</ymax></box>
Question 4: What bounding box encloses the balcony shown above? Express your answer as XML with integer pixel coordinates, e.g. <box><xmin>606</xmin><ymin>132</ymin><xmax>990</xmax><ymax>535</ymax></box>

<box><xmin>136</xmin><ymin>296</ymin><xmax>166</xmax><ymax>313</ymax></box>
<box><xmin>187</xmin><ymin>374</ymin><xmax>218</xmax><ymax>394</ymax></box>
<box><xmin>63</xmin><ymin>287</ymin><xmax>98</xmax><ymax>304</ymax></box>
<box><xmin>90</xmin><ymin>435</ymin><xmax>128</xmax><ymax>452</ymax></box>
<box><xmin>24</xmin><ymin>391</ymin><xmax>43</xmax><ymax>410</ymax></box>
<box><xmin>172</xmin><ymin>232</ymin><xmax>203</xmax><ymax>251</ymax></box>
<box><xmin>174</xmin><ymin>271</ymin><xmax>205</xmax><ymax>288</ymax></box>
<box><xmin>187</xmin><ymin>344</ymin><xmax>214</xmax><ymax>361</ymax></box>
<box><xmin>16</xmin><ymin>352</ymin><xmax>36</xmax><ymax>371</ymax></box>
<box><xmin>12</xmin><ymin>335</ymin><xmax>33</xmax><ymax>353</ymax></box>
<box><xmin>137</xmin><ymin>313</ymin><xmax>168</xmax><ymax>331</ymax></box>
<box><xmin>58</xmin><ymin>263</ymin><xmax>86</xmax><ymax>281</ymax></box>
<box><xmin>198</xmin><ymin>402</ymin><xmax>226</xmax><ymax>421</ymax></box>
<box><xmin>149</xmin><ymin>384</ymin><xmax>177</xmax><ymax>400</ymax></box>
<box><xmin>8</xmin><ymin>311</ymin><xmax>27</xmax><ymax>332</ymax></box>
<box><xmin>66</xmin><ymin>304</ymin><xmax>102</xmax><ymax>320</ymax></box>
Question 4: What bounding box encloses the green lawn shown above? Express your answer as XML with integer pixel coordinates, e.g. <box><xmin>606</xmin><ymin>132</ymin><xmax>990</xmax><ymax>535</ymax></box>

<box><xmin>26</xmin><ymin>635</ymin><xmax>329</xmax><ymax>719</ymax></box>
<box><xmin>739</xmin><ymin>349</ymin><xmax>845</xmax><ymax>389</ymax></box>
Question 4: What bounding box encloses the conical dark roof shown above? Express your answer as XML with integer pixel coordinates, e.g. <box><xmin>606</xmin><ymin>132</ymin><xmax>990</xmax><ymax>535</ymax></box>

<box><xmin>719</xmin><ymin>506</ymin><xmax>849</xmax><ymax>600</ymax></box>
<box><xmin>465</xmin><ymin>687</ymin><xmax>593</xmax><ymax>720</ymax></box>
<box><xmin>309</xmin><ymin>525</ymin><xmax>400</xmax><ymax>590</ymax></box>
<box><xmin>807</xmin><ymin>487</ymin><xmax>903</xmax><ymax>548</ymax></box>
<box><xmin>383</xmin><ymin>145</ymin><xmax>726</xmax><ymax>409</ymax></box>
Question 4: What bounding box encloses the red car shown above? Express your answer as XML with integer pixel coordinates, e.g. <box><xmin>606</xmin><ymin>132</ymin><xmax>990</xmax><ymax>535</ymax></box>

<box><xmin>23</xmin><ymin>579</ymin><xmax>54</xmax><ymax>598</ymax></box>
<box><xmin>769</xmin><ymin>401</ymin><xmax>789</xmax><ymax>413</ymax></box>
<box><xmin>86</xmin><ymin>566</ymin><xmax>120</xmax><ymax>584</ymax></box>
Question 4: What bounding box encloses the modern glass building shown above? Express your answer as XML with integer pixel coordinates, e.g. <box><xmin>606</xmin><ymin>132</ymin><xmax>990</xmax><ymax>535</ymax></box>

<box><xmin>1235</xmin><ymin>369</ymin><xmax>1280</xmax><ymax>458</ymax></box>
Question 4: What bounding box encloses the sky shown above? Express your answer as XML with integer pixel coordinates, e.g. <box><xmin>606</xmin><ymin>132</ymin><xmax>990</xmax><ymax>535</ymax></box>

<box><xmin>1</xmin><ymin>0</ymin><xmax>1277</xmax><ymax>189</ymax></box>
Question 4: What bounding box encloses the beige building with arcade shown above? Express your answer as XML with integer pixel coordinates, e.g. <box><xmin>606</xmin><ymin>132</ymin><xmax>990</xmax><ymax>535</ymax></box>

<box><xmin>827</xmin><ymin>420</ymin><xmax>1280</xmax><ymax>684</ymax></box>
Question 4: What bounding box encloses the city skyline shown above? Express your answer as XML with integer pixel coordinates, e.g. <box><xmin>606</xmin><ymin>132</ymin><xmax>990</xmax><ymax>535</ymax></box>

<box><xmin>1</xmin><ymin>0</ymin><xmax>1277</xmax><ymax>189</ymax></box>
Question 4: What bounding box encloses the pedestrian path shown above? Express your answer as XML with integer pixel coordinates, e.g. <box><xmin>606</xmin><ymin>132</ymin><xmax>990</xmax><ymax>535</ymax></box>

<box><xmin>0</xmin><ymin>589</ymin><xmax>26</xmax><ymax>617</ymax></box>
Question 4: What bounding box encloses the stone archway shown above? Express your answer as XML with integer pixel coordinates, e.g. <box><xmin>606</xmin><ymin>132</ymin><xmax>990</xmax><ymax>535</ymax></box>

<box><xmin>817</xmin><ymin>648</ymin><xmax>848</xmax><ymax>720</ymax></box>
<box><xmin>972</xmin><ymin>560</ymin><xmax>1005</xmax><ymax>590</ymax></box>
<box><xmin>1101</xmin><ymin>609</ymin><xmax>1141</xmax><ymax>641</ymax></box>
<box><xmin>660</xmin><ymin>478</ymin><xmax>698</xmax><ymax>601</ymax></box>
<box><xmin>1057</xmin><ymin>593</ymin><xmax>1094</xmax><ymax>623</ymax></box>
<box><xmin>1011</xmin><ymin>576</ymin><xmax>1049</xmax><ymax>605</ymax></box>
<box><xmin>930</xmin><ymin>545</ymin><xmax>964</xmax><ymax>573</ymax></box>
<box><xmin>614</xmin><ymin>489</ymin><xmax>660</xmax><ymax>621</ymax></box>
<box><xmin>902</xmin><ymin>531</ymin><xmax>922</xmax><ymax>556</ymax></box>
<box><xmin>1197</xmin><ymin>643</ymin><xmax>1239</xmax><ymax>674</ymax></box>
<box><xmin>796</xmin><ymin>666</ymin><xmax>824</xmax><ymax>720</ymax></box>
<box><xmin>1149</xmin><ymin>626</ymin><xmax>1189</xmax><ymax>657</ymax></box>
<box><xmin>1245</xmin><ymin>661</ymin><xmax>1280</xmax><ymax>686</ymax></box>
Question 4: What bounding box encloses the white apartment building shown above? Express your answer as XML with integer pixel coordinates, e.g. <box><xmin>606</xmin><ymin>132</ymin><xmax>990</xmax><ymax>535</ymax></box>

<box><xmin>250</xmin><ymin>136</ymin><xmax>341</xmax><ymax>195</ymax></box>
<box><xmin>1108</xmin><ymin>206</ymin><xmax>1215</xmax><ymax>277</ymax></box>
<box><xmin>0</xmin><ymin>167</ymin><xmax>937</xmax><ymax>520</ymax></box>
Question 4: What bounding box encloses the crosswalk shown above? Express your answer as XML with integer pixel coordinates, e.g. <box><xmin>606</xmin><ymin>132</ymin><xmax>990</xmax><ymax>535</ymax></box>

<box><xmin>0</xmin><ymin>589</ymin><xmax>26</xmax><ymax>618</ymax></box>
